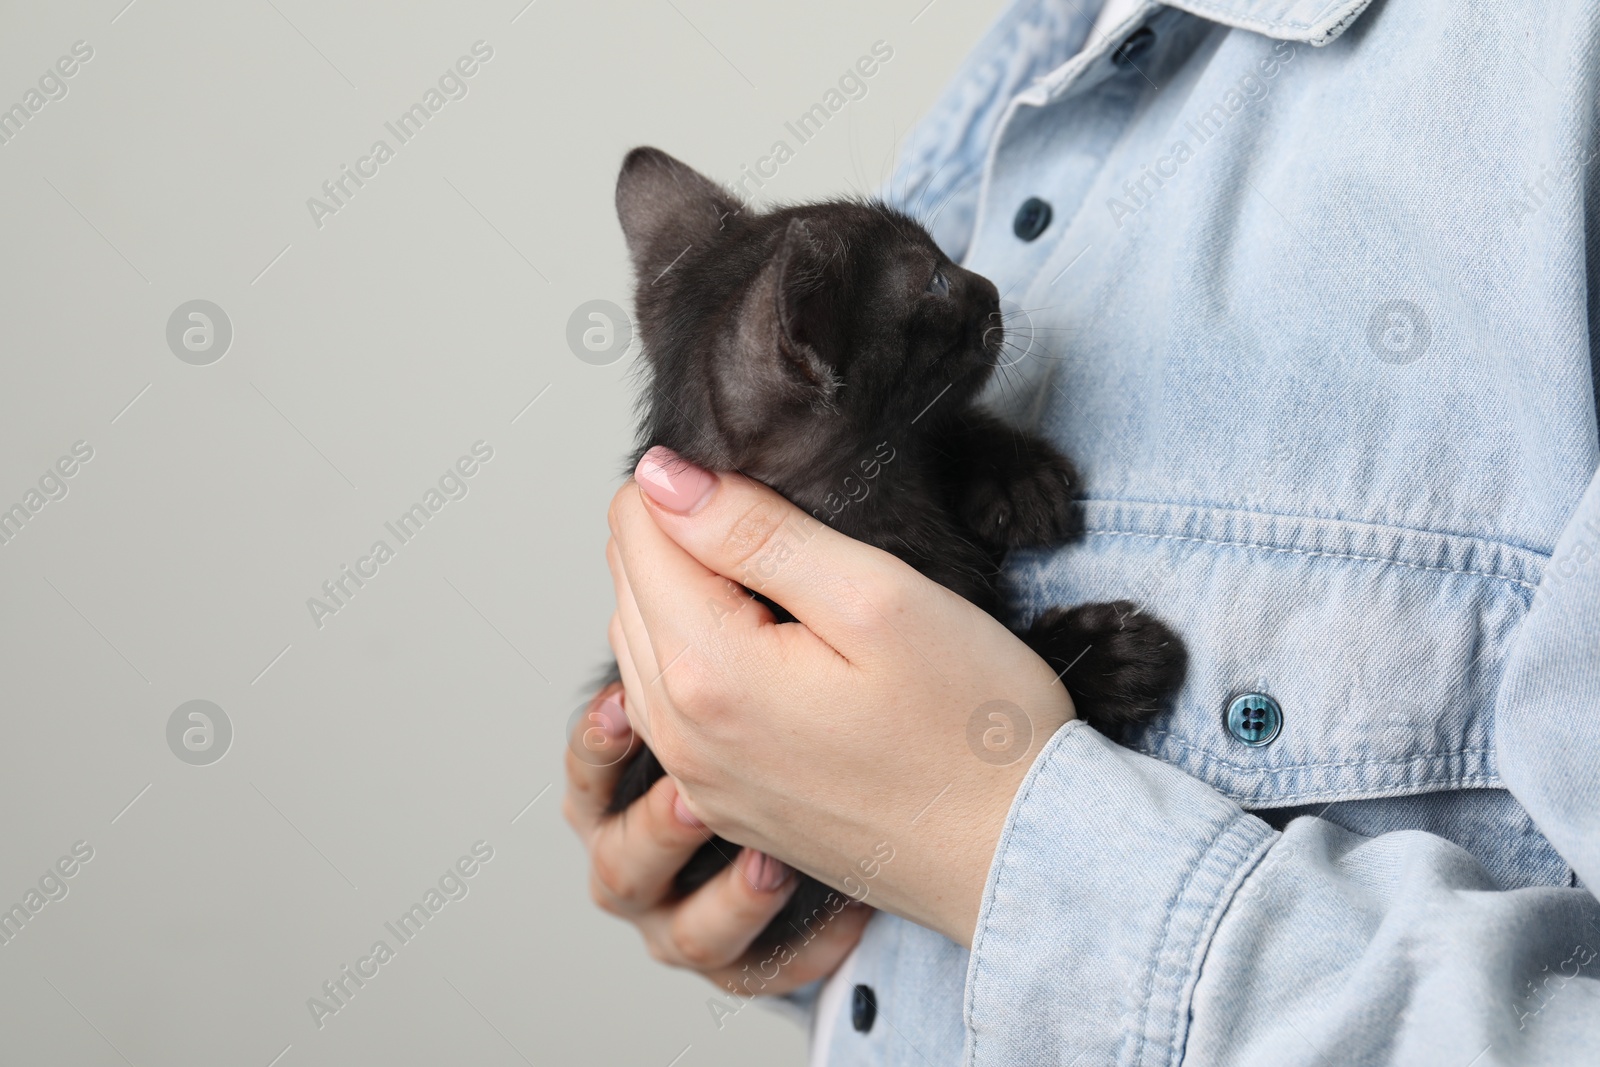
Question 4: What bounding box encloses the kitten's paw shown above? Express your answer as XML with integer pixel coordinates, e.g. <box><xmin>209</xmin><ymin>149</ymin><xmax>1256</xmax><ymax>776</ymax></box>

<box><xmin>959</xmin><ymin>442</ymin><xmax>1079</xmax><ymax>548</ymax></box>
<box><xmin>1019</xmin><ymin>601</ymin><xmax>1186</xmax><ymax>731</ymax></box>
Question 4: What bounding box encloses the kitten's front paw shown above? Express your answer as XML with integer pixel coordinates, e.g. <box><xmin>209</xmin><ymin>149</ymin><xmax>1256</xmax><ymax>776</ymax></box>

<box><xmin>1019</xmin><ymin>601</ymin><xmax>1187</xmax><ymax>731</ymax></box>
<box><xmin>959</xmin><ymin>442</ymin><xmax>1079</xmax><ymax>548</ymax></box>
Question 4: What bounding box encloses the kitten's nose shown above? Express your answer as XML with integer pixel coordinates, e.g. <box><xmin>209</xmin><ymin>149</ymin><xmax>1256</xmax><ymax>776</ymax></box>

<box><xmin>970</xmin><ymin>273</ymin><xmax>1002</xmax><ymax>354</ymax></box>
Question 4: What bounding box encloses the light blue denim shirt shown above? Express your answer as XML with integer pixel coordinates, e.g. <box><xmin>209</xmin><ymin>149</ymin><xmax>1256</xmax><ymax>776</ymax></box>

<box><xmin>796</xmin><ymin>0</ymin><xmax>1600</xmax><ymax>1063</ymax></box>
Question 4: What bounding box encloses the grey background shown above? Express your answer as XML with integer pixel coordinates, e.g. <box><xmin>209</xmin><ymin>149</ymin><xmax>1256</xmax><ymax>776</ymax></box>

<box><xmin>0</xmin><ymin>1</ymin><xmax>1004</xmax><ymax>1064</ymax></box>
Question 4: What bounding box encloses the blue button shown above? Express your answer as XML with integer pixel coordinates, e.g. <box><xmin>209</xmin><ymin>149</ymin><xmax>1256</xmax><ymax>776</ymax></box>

<box><xmin>1013</xmin><ymin>197</ymin><xmax>1052</xmax><ymax>241</ymax></box>
<box><xmin>851</xmin><ymin>984</ymin><xmax>877</xmax><ymax>1033</ymax></box>
<box><xmin>1226</xmin><ymin>693</ymin><xmax>1282</xmax><ymax>747</ymax></box>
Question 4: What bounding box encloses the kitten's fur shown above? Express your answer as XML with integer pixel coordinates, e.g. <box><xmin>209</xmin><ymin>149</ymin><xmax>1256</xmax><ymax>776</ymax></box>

<box><xmin>600</xmin><ymin>147</ymin><xmax>1186</xmax><ymax>949</ymax></box>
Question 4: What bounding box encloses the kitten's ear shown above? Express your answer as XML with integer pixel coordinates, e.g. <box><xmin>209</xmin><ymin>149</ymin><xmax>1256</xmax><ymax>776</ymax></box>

<box><xmin>615</xmin><ymin>147</ymin><xmax>737</xmax><ymax>279</ymax></box>
<box><xmin>762</xmin><ymin>217</ymin><xmax>840</xmax><ymax>401</ymax></box>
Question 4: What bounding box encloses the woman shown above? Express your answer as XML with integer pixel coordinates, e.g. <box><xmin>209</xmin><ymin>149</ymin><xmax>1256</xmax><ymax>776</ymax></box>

<box><xmin>567</xmin><ymin>0</ymin><xmax>1600</xmax><ymax>1062</ymax></box>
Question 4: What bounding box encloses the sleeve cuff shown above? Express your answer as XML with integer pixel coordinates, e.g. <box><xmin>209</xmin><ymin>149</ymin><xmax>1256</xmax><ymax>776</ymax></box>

<box><xmin>964</xmin><ymin>719</ymin><xmax>1276</xmax><ymax>1065</ymax></box>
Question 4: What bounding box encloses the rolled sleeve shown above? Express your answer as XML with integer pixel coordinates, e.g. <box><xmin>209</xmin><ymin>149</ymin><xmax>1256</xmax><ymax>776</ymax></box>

<box><xmin>965</xmin><ymin>719</ymin><xmax>1275</xmax><ymax>1065</ymax></box>
<box><xmin>964</xmin><ymin>721</ymin><xmax>1600</xmax><ymax>1066</ymax></box>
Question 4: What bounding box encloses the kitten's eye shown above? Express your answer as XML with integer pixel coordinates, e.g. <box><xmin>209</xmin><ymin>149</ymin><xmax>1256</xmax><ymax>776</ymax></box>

<box><xmin>926</xmin><ymin>268</ymin><xmax>949</xmax><ymax>297</ymax></box>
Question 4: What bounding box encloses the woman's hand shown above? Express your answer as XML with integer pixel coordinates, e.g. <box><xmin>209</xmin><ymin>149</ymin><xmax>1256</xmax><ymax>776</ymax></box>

<box><xmin>604</xmin><ymin>447</ymin><xmax>1076</xmax><ymax>947</ymax></box>
<box><xmin>563</xmin><ymin>683</ymin><xmax>870</xmax><ymax>993</ymax></box>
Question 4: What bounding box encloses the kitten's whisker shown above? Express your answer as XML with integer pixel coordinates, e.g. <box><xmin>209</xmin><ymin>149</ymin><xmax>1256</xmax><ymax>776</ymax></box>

<box><xmin>849</xmin><ymin>123</ymin><xmax>869</xmax><ymax>202</ymax></box>
<box><xmin>893</xmin><ymin>118</ymin><xmax>914</xmax><ymax>207</ymax></box>
<box><xmin>994</xmin><ymin>314</ymin><xmax>1077</xmax><ymax>330</ymax></box>
<box><xmin>1005</xmin><ymin>338</ymin><xmax>1069</xmax><ymax>362</ymax></box>
<box><xmin>995</xmin><ymin>332</ymin><xmax>1079</xmax><ymax>365</ymax></box>
<box><xmin>912</xmin><ymin>155</ymin><xmax>955</xmax><ymax>219</ymax></box>
<box><xmin>843</xmin><ymin>178</ymin><xmax>926</xmax><ymax>250</ymax></box>
<box><xmin>880</xmin><ymin>122</ymin><xmax>898</xmax><ymax>200</ymax></box>
<box><xmin>993</xmin><ymin>362</ymin><xmax>1024</xmax><ymax>409</ymax></box>
<box><xmin>993</xmin><ymin>320</ymin><xmax>1082</xmax><ymax>336</ymax></box>
<box><xmin>926</xmin><ymin>173</ymin><xmax>979</xmax><ymax>228</ymax></box>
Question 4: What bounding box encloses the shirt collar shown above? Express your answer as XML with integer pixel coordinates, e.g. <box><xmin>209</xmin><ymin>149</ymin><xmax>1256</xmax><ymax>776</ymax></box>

<box><xmin>1156</xmin><ymin>0</ymin><xmax>1377</xmax><ymax>46</ymax></box>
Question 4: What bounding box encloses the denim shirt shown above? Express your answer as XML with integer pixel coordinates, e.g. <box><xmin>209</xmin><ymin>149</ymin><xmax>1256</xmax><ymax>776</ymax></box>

<box><xmin>798</xmin><ymin>1</ymin><xmax>1600</xmax><ymax>1063</ymax></box>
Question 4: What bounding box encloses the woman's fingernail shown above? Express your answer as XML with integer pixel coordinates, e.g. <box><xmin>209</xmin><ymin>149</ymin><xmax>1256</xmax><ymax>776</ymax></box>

<box><xmin>745</xmin><ymin>850</ymin><xmax>793</xmax><ymax>893</ymax></box>
<box><xmin>672</xmin><ymin>794</ymin><xmax>706</xmax><ymax>828</ymax></box>
<box><xmin>636</xmin><ymin>446</ymin><xmax>717</xmax><ymax>514</ymax></box>
<box><xmin>595</xmin><ymin>691</ymin><xmax>629</xmax><ymax>738</ymax></box>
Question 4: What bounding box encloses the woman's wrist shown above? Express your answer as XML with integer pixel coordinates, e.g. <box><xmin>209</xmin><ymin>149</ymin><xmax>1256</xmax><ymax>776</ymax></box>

<box><xmin>832</xmin><ymin>716</ymin><xmax>1072</xmax><ymax>947</ymax></box>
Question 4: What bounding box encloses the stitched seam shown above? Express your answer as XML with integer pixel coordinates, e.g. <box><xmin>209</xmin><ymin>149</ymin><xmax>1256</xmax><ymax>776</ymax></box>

<box><xmin>1078</xmin><ymin>495</ymin><xmax>1553</xmax><ymax>565</ymax></box>
<box><xmin>1165</xmin><ymin>0</ymin><xmax>1362</xmax><ymax>35</ymax></box>
<box><xmin>1130</xmin><ymin>809</ymin><xmax>1237</xmax><ymax>1067</ymax></box>
<box><xmin>1161</xmin><ymin>815</ymin><xmax>1276</xmax><ymax>1067</ymax></box>
<box><xmin>1162</xmin><ymin>0</ymin><xmax>1314</xmax><ymax>34</ymax></box>
<box><xmin>1080</xmin><ymin>528</ymin><xmax>1539</xmax><ymax>591</ymax></box>
<box><xmin>1171</xmin><ymin>824</ymin><xmax>1279</xmax><ymax>1067</ymax></box>
<box><xmin>1140</xmin><ymin>728</ymin><xmax>1495</xmax><ymax>774</ymax></box>
<box><xmin>1318</xmin><ymin>1</ymin><xmax>1368</xmax><ymax>42</ymax></box>
<box><xmin>1207</xmin><ymin>774</ymin><xmax>1503</xmax><ymax>804</ymax></box>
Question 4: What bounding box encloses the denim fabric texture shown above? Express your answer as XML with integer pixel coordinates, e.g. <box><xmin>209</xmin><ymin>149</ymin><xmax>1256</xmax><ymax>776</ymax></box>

<box><xmin>803</xmin><ymin>0</ymin><xmax>1600</xmax><ymax>1063</ymax></box>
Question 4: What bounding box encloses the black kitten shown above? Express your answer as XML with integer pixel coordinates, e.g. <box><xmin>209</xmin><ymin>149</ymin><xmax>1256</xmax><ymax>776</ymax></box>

<box><xmin>599</xmin><ymin>147</ymin><xmax>1185</xmax><ymax>950</ymax></box>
